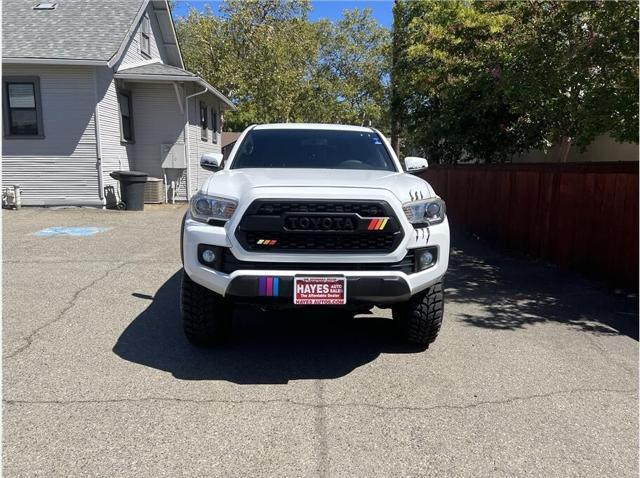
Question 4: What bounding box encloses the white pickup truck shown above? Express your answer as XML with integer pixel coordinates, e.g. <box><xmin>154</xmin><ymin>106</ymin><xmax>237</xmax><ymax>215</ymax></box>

<box><xmin>181</xmin><ymin>123</ymin><xmax>449</xmax><ymax>349</ymax></box>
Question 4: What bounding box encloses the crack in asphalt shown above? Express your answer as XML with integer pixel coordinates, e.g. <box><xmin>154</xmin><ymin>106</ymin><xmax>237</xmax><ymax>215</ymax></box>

<box><xmin>3</xmin><ymin>262</ymin><xmax>130</xmax><ymax>360</ymax></box>
<box><xmin>313</xmin><ymin>380</ymin><xmax>329</xmax><ymax>478</ymax></box>
<box><xmin>4</xmin><ymin>387</ymin><xmax>637</xmax><ymax>411</ymax></box>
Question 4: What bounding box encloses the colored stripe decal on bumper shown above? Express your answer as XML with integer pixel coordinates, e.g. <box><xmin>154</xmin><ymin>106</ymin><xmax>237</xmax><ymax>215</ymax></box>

<box><xmin>259</xmin><ymin>277</ymin><xmax>280</xmax><ymax>296</ymax></box>
<box><xmin>266</xmin><ymin>277</ymin><xmax>273</xmax><ymax>296</ymax></box>
<box><xmin>259</xmin><ymin>277</ymin><xmax>266</xmax><ymax>295</ymax></box>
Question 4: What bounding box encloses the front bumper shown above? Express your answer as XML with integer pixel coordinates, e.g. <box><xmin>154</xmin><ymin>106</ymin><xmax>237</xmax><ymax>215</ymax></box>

<box><xmin>183</xmin><ymin>215</ymin><xmax>450</xmax><ymax>304</ymax></box>
<box><xmin>226</xmin><ymin>275</ymin><xmax>411</xmax><ymax>304</ymax></box>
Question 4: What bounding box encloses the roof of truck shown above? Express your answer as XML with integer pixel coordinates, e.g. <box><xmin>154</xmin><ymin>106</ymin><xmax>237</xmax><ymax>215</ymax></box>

<box><xmin>253</xmin><ymin>123</ymin><xmax>375</xmax><ymax>132</ymax></box>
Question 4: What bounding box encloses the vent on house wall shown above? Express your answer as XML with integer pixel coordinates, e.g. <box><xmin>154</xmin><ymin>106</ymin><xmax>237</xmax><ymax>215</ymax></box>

<box><xmin>33</xmin><ymin>2</ymin><xmax>57</xmax><ymax>10</ymax></box>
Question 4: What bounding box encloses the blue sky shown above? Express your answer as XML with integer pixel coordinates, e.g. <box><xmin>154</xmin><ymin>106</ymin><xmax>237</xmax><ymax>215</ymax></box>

<box><xmin>170</xmin><ymin>1</ymin><xmax>393</xmax><ymax>27</ymax></box>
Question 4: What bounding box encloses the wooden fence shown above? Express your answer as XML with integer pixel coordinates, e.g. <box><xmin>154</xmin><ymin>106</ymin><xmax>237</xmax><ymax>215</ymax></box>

<box><xmin>420</xmin><ymin>162</ymin><xmax>639</xmax><ymax>288</ymax></box>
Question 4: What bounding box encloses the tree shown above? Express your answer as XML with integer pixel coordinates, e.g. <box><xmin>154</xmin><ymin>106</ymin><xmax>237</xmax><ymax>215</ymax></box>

<box><xmin>175</xmin><ymin>1</ymin><xmax>391</xmax><ymax>131</ymax></box>
<box><xmin>316</xmin><ymin>9</ymin><xmax>390</xmax><ymax>127</ymax></box>
<box><xmin>504</xmin><ymin>1</ymin><xmax>639</xmax><ymax>160</ymax></box>
<box><xmin>392</xmin><ymin>0</ymin><xmax>639</xmax><ymax>163</ymax></box>
<box><xmin>177</xmin><ymin>0</ymin><xmax>318</xmax><ymax>129</ymax></box>
<box><xmin>392</xmin><ymin>0</ymin><xmax>517</xmax><ymax>162</ymax></box>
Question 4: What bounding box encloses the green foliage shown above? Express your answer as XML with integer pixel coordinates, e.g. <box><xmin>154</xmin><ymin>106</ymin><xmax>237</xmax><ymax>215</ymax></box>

<box><xmin>175</xmin><ymin>1</ymin><xmax>390</xmax><ymax>131</ymax></box>
<box><xmin>393</xmin><ymin>0</ymin><xmax>639</xmax><ymax>163</ymax></box>
<box><xmin>315</xmin><ymin>10</ymin><xmax>391</xmax><ymax>126</ymax></box>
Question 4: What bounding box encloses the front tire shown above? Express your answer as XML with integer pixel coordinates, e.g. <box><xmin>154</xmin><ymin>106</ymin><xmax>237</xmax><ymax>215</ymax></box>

<box><xmin>180</xmin><ymin>270</ymin><xmax>232</xmax><ymax>345</ymax></box>
<box><xmin>393</xmin><ymin>281</ymin><xmax>444</xmax><ymax>348</ymax></box>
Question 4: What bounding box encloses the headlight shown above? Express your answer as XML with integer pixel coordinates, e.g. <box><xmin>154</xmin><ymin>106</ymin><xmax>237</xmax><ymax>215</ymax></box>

<box><xmin>403</xmin><ymin>197</ymin><xmax>446</xmax><ymax>226</ymax></box>
<box><xmin>190</xmin><ymin>193</ymin><xmax>237</xmax><ymax>224</ymax></box>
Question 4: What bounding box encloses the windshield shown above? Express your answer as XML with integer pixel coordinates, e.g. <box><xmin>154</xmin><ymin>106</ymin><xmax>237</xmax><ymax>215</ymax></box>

<box><xmin>230</xmin><ymin>129</ymin><xmax>397</xmax><ymax>171</ymax></box>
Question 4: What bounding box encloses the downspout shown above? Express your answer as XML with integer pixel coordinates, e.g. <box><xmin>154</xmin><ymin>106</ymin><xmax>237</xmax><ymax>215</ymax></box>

<box><xmin>93</xmin><ymin>67</ymin><xmax>106</xmax><ymax>208</ymax></box>
<box><xmin>169</xmin><ymin>82</ymin><xmax>185</xmax><ymax>204</ymax></box>
<box><xmin>184</xmin><ymin>85</ymin><xmax>208</xmax><ymax>199</ymax></box>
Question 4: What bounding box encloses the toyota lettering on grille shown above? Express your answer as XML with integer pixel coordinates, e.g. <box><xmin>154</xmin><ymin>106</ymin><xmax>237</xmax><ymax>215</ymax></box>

<box><xmin>283</xmin><ymin>215</ymin><xmax>389</xmax><ymax>232</ymax></box>
<box><xmin>285</xmin><ymin>216</ymin><xmax>356</xmax><ymax>231</ymax></box>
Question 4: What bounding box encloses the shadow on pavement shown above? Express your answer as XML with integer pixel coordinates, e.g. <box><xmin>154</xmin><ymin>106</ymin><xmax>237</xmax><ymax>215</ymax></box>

<box><xmin>446</xmin><ymin>235</ymin><xmax>639</xmax><ymax>341</ymax></box>
<box><xmin>113</xmin><ymin>271</ymin><xmax>415</xmax><ymax>383</ymax></box>
<box><xmin>114</xmin><ymin>238</ymin><xmax>638</xmax><ymax>382</ymax></box>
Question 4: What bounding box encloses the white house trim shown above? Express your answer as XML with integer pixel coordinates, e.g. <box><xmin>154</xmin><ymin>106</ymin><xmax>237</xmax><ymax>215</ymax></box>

<box><xmin>2</xmin><ymin>58</ymin><xmax>108</xmax><ymax>66</ymax></box>
<box><xmin>184</xmin><ymin>87</ymin><xmax>209</xmax><ymax>198</ymax></box>
<box><xmin>172</xmin><ymin>82</ymin><xmax>184</xmax><ymax>114</ymax></box>
<box><xmin>152</xmin><ymin>1</ymin><xmax>185</xmax><ymax>68</ymax></box>
<box><xmin>113</xmin><ymin>73</ymin><xmax>236</xmax><ymax>109</ymax></box>
<box><xmin>93</xmin><ymin>68</ymin><xmax>106</xmax><ymax>206</ymax></box>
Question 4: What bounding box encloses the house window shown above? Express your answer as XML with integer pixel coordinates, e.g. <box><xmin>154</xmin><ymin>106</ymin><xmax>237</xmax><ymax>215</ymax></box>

<box><xmin>140</xmin><ymin>14</ymin><xmax>151</xmax><ymax>57</ymax></box>
<box><xmin>3</xmin><ymin>77</ymin><xmax>44</xmax><ymax>138</ymax></box>
<box><xmin>211</xmin><ymin>107</ymin><xmax>218</xmax><ymax>143</ymax></box>
<box><xmin>200</xmin><ymin>102</ymin><xmax>208</xmax><ymax>140</ymax></box>
<box><xmin>119</xmin><ymin>90</ymin><xmax>134</xmax><ymax>142</ymax></box>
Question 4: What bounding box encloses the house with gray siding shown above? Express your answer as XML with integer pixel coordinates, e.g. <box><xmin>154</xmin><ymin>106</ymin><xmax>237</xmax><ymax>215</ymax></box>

<box><xmin>2</xmin><ymin>0</ymin><xmax>234</xmax><ymax>207</ymax></box>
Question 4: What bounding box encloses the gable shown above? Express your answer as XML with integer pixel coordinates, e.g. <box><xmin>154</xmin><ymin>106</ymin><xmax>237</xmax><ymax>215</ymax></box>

<box><xmin>116</xmin><ymin>3</ymin><xmax>168</xmax><ymax>69</ymax></box>
<box><xmin>115</xmin><ymin>2</ymin><xmax>182</xmax><ymax>71</ymax></box>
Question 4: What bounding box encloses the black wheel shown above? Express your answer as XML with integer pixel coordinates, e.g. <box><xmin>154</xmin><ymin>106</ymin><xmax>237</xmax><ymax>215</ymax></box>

<box><xmin>180</xmin><ymin>269</ymin><xmax>232</xmax><ymax>345</ymax></box>
<box><xmin>392</xmin><ymin>281</ymin><xmax>444</xmax><ymax>348</ymax></box>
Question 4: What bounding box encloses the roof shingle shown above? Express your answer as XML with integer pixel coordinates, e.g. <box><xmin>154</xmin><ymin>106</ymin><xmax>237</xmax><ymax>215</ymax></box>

<box><xmin>2</xmin><ymin>0</ymin><xmax>146</xmax><ymax>62</ymax></box>
<box><xmin>115</xmin><ymin>62</ymin><xmax>196</xmax><ymax>78</ymax></box>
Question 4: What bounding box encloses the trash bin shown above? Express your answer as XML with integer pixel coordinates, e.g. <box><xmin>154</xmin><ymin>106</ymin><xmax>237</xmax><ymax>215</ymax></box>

<box><xmin>109</xmin><ymin>170</ymin><xmax>148</xmax><ymax>211</ymax></box>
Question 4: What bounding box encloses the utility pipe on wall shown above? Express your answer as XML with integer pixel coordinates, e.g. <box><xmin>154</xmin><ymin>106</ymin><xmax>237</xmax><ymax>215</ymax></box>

<box><xmin>184</xmin><ymin>86</ymin><xmax>208</xmax><ymax>199</ymax></box>
<box><xmin>93</xmin><ymin>68</ymin><xmax>106</xmax><ymax>207</ymax></box>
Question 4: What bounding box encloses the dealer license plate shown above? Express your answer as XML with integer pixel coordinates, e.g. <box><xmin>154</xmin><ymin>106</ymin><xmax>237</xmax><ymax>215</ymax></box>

<box><xmin>294</xmin><ymin>277</ymin><xmax>346</xmax><ymax>305</ymax></box>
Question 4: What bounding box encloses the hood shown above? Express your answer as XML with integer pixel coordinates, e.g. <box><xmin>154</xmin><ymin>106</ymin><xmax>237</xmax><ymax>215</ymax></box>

<box><xmin>201</xmin><ymin>168</ymin><xmax>435</xmax><ymax>204</ymax></box>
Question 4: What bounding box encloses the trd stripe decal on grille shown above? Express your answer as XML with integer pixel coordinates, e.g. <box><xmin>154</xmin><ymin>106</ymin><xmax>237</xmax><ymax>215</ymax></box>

<box><xmin>367</xmin><ymin>218</ymin><xmax>388</xmax><ymax>230</ymax></box>
<box><xmin>259</xmin><ymin>277</ymin><xmax>279</xmax><ymax>296</ymax></box>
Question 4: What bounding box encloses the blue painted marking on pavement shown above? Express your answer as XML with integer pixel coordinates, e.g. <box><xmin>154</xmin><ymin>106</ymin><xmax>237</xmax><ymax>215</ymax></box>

<box><xmin>33</xmin><ymin>227</ymin><xmax>110</xmax><ymax>237</ymax></box>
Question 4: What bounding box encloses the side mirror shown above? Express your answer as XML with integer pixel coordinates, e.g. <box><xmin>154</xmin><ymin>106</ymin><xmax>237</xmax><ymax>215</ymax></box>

<box><xmin>404</xmin><ymin>156</ymin><xmax>429</xmax><ymax>175</ymax></box>
<box><xmin>200</xmin><ymin>153</ymin><xmax>224</xmax><ymax>172</ymax></box>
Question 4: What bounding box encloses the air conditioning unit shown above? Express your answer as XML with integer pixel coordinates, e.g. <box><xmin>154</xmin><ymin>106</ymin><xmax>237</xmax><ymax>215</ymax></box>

<box><xmin>144</xmin><ymin>177</ymin><xmax>164</xmax><ymax>204</ymax></box>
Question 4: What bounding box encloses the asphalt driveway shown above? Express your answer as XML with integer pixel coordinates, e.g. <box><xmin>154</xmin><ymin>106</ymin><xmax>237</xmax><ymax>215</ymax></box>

<box><xmin>3</xmin><ymin>205</ymin><xmax>638</xmax><ymax>477</ymax></box>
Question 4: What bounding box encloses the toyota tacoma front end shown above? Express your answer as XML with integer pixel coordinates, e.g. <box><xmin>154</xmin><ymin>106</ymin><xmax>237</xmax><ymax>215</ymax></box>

<box><xmin>181</xmin><ymin>124</ymin><xmax>449</xmax><ymax>348</ymax></box>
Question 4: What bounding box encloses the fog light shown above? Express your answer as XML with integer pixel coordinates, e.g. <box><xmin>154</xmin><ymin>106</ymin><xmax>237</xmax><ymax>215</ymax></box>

<box><xmin>418</xmin><ymin>250</ymin><xmax>434</xmax><ymax>270</ymax></box>
<box><xmin>201</xmin><ymin>249</ymin><xmax>216</xmax><ymax>263</ymax></box>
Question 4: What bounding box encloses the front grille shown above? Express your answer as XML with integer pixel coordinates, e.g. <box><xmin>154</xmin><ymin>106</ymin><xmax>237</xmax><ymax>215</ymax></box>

<box><xmin>220</xmin><ymin>248</ymin><xmax>415</xmax><ymax>274</ymax></box>
<box><xmin>255</xmin><ymin>201</ymin><xmax>386</xmax><ymax>217</ymax></box>
<box><xmin>236</xmin><ymin>199</ymin><xmax>404</xmax><ymax>253</ymax></box>
<box><xmin>246</xmin><ymin>231</ymin><xmax>396</xmax><ymax>251</ymax></box>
